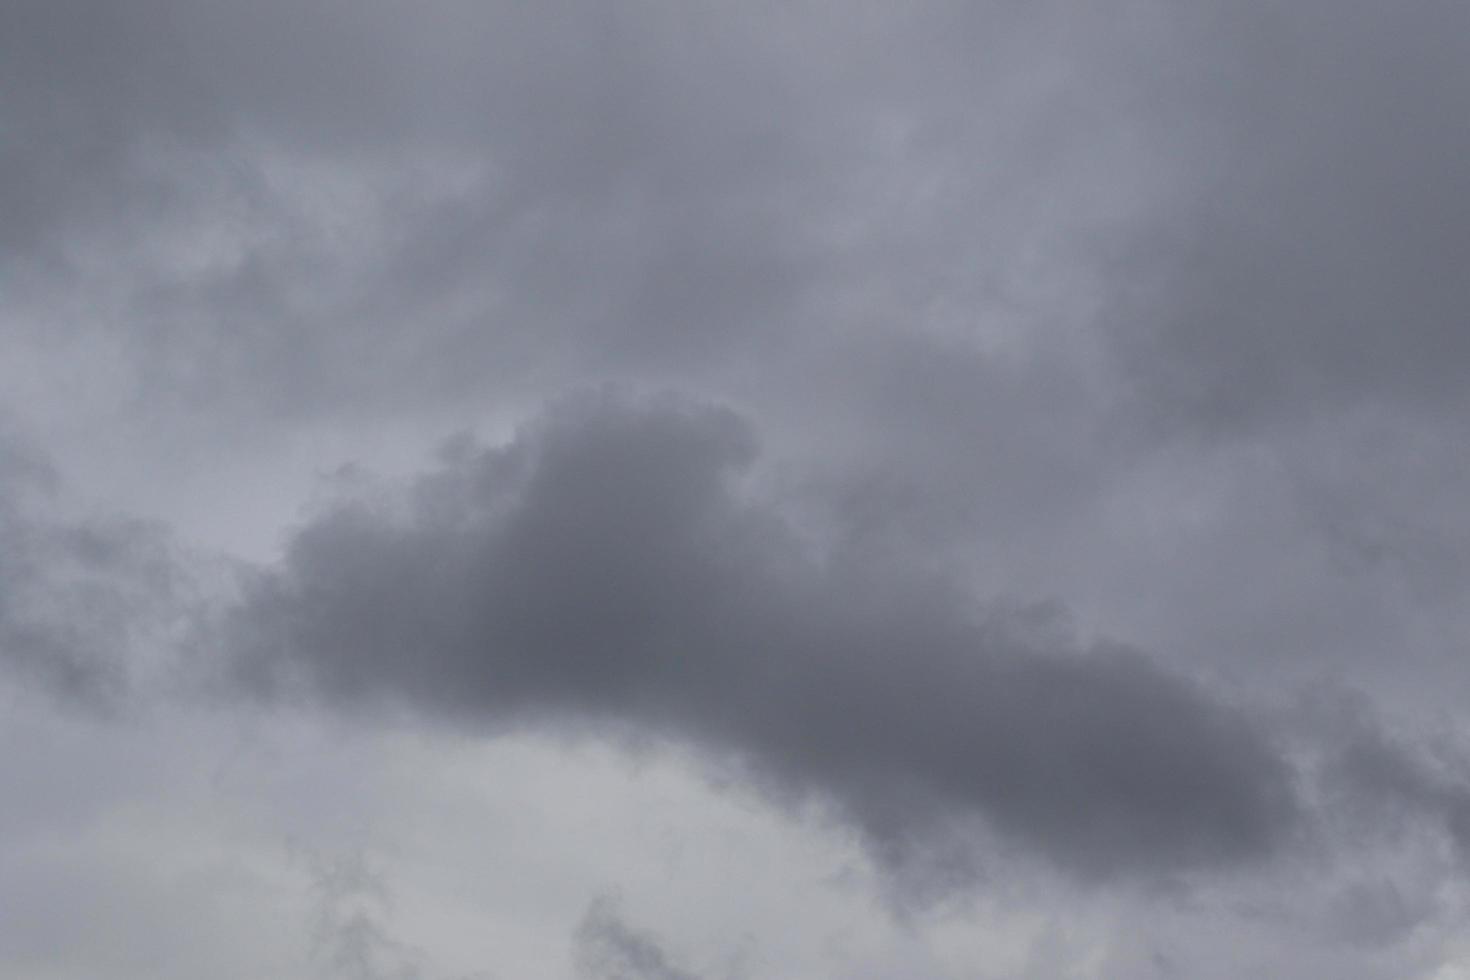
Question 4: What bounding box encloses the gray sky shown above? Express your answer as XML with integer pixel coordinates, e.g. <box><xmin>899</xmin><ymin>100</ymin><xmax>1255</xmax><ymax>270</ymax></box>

<box><xmin>3</xmin><ymin>2</ymin><xmax>1470</xmax><ymax>977</ymax></box>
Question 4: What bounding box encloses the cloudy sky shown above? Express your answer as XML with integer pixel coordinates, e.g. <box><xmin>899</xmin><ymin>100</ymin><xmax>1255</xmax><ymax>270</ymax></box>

<box><xmin>3</xmin><ymin>1</ymin><xmax>1470</xmax><ymax>977</ymax></box>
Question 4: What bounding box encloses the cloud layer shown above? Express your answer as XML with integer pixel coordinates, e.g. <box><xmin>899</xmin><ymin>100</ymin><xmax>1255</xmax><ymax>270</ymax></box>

<box><xmin>4</xmin><ymin>0</ymin><xmax>1470</xmax><ymax>975</ymax></box>
<box><xmin>222</xmin><ymin>394</ymin><xmax>1298</xmax><ymax>881</ymax></box>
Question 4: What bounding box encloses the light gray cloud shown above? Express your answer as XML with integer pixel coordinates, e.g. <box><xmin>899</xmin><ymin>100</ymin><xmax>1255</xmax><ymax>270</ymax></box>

<box><xmin>575</xmin><ymin>896</ymin><xmax>701</xmax><ymax>980</ymax></box>
<box><xmin>307</xmin><ymin>852</ymin><xmax>425</xmax><ymax>980</ymax></box>
<box><xmin>0</xmin><ymin>435</ymin><xmax>183</xmax><ymax>710</ymax></box>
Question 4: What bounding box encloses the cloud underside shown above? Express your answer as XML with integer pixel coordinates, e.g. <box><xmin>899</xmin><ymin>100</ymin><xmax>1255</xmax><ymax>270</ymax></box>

<box><xmin>4</xmin><ymin>0</ymin><xmax>1470</xmax><ymax>973</ymax></box>
<box><xmin>225</xmin><ymin>394</ymin><xmax>1297</xmax><ymax>882</ymax></box>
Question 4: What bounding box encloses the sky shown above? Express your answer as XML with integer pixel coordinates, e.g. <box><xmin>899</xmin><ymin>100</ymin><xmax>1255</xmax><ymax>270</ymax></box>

<box><xmin>3</xmin><ymin>1</ymin><xmax>1470</xmax><ymax>977</ymax></box>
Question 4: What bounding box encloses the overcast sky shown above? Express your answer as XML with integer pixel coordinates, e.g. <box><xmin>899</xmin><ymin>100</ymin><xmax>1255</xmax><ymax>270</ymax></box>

<box><xmin>3</xmin><ymin>2</ymin><xmax>1470</xmax><ymax>977</ymax></box>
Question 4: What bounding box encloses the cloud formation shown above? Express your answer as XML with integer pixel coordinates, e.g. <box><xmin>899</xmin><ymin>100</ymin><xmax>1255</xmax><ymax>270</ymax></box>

<box><xmin>0</xmin><ymin>435</ymin><xmax>181</xmax><ymax>709</ymax></box>
<box><xmin>222</xmin><ymin>394</ymin><xmax>1298</xmax><ymax>881</ymax></box>
<box><xmin>1106</xmin><ymin>1</ymin><xmax>1470</xmax><ymax>434</ymax></box>
<box><xmin>4</xmin><ymin>0</ymin><xmax>1470</xmax><ymax>974</ymax></box>
<box><xmin>575</xmin><ymin>897</ymin><xmax>701</xmax><ymax>980</ymax></box>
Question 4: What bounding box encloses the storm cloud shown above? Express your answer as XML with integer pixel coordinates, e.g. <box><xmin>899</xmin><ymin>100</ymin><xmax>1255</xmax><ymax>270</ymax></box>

<box><xmin>1106</xmin><ymin>1</ymin><xmax>1470</xmax><ymax>435</ymax></box>
<box><xmin>5</xmin><ymin>0</ymin><xmax>1470</xmax><ymax>975</ymax></box>
<box><xmin>221</xmin><ymin>394</ymin><xmax>1297</xmax><ymax>881</ymax></box>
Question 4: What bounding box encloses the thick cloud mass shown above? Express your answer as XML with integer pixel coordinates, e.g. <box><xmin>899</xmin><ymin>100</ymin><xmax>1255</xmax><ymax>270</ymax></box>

<box><xmin>225</xmin><ymin>396</ymin><xmax>1296</xmax><ymax>879</ymax></box>
<box><xmin>1108</xmin><ymin>1</ymin><xmax>1470</xmax><ymax>433</ymax></box>
<box><xmin>5</xmin><ymin>0</ymin><xmax>1470</xmax><ymax>974</ymax></box>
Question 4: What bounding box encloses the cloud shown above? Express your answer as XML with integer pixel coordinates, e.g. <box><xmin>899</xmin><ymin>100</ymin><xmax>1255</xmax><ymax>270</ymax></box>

<box><xmin>305</xmin><ymin>852</ymin><xmax>428</xmax><ymax>980</ymax></box>
<box><xmin>1103</xmin><ymin>1</ymin><xmax>1470</xmax><ymax>435</ymax></box>
<box><xmin>5</xmin><ymin>0</ymin><xmax>1470</xmax><ymax>974</ymax></box>
<box><xmin>575</xmin><ymin>896</ymin><xmax>701</xmax><ymax>980</ymax></box>
<box><xmin>1317</xmin><ymin>697</ymin><xmax>1470</xmax><ymax>864</ymax></box>
<box><xmin>0</xmin><ymin>435</ymin><xmax>183</xmax><ymax>710</ymax></box>
<box><xmin>0</xmin><ymin>0</ymin><xmax>1150</xmax><ymax>438</ymax></box>
<box><xmin>221</xmin><ymin>392</ymin><xmax>1298</xmax><ymax>883</ymax></box>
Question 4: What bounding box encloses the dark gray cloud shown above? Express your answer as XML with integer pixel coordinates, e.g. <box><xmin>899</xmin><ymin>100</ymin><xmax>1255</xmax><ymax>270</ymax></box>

<box><xmin>0</xmin><ymin>0</ymin><xmax>1143</xmax><ymax>434</ymax></box>
<box><xmin>7</xmin><ymin>0</ymin><xmax>1468</xmax><ymax>441</ymax></box>
<box><xmin>4</xmin><ymin>0</ymin><xmax>1470</xmax><ymax>974</ymax></box>
<box><xmin>1105</xmin><ymin>1</ymin><xmax>1470</xmax><ymax>435</ymax></box>
<box><xmin>1</xmin><ymin>0</ymin><xmax>834</xmax><ymax>421</ymax></box>
<box><xmin>221</xmin><ymin>393</ymin><xmax>1298</xmax><ymax>882</ymax></box>
<box><xmin>1320</xmin><ymin>702</ymin><xmax>1470</xmax><ymax>865</ymax></box>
